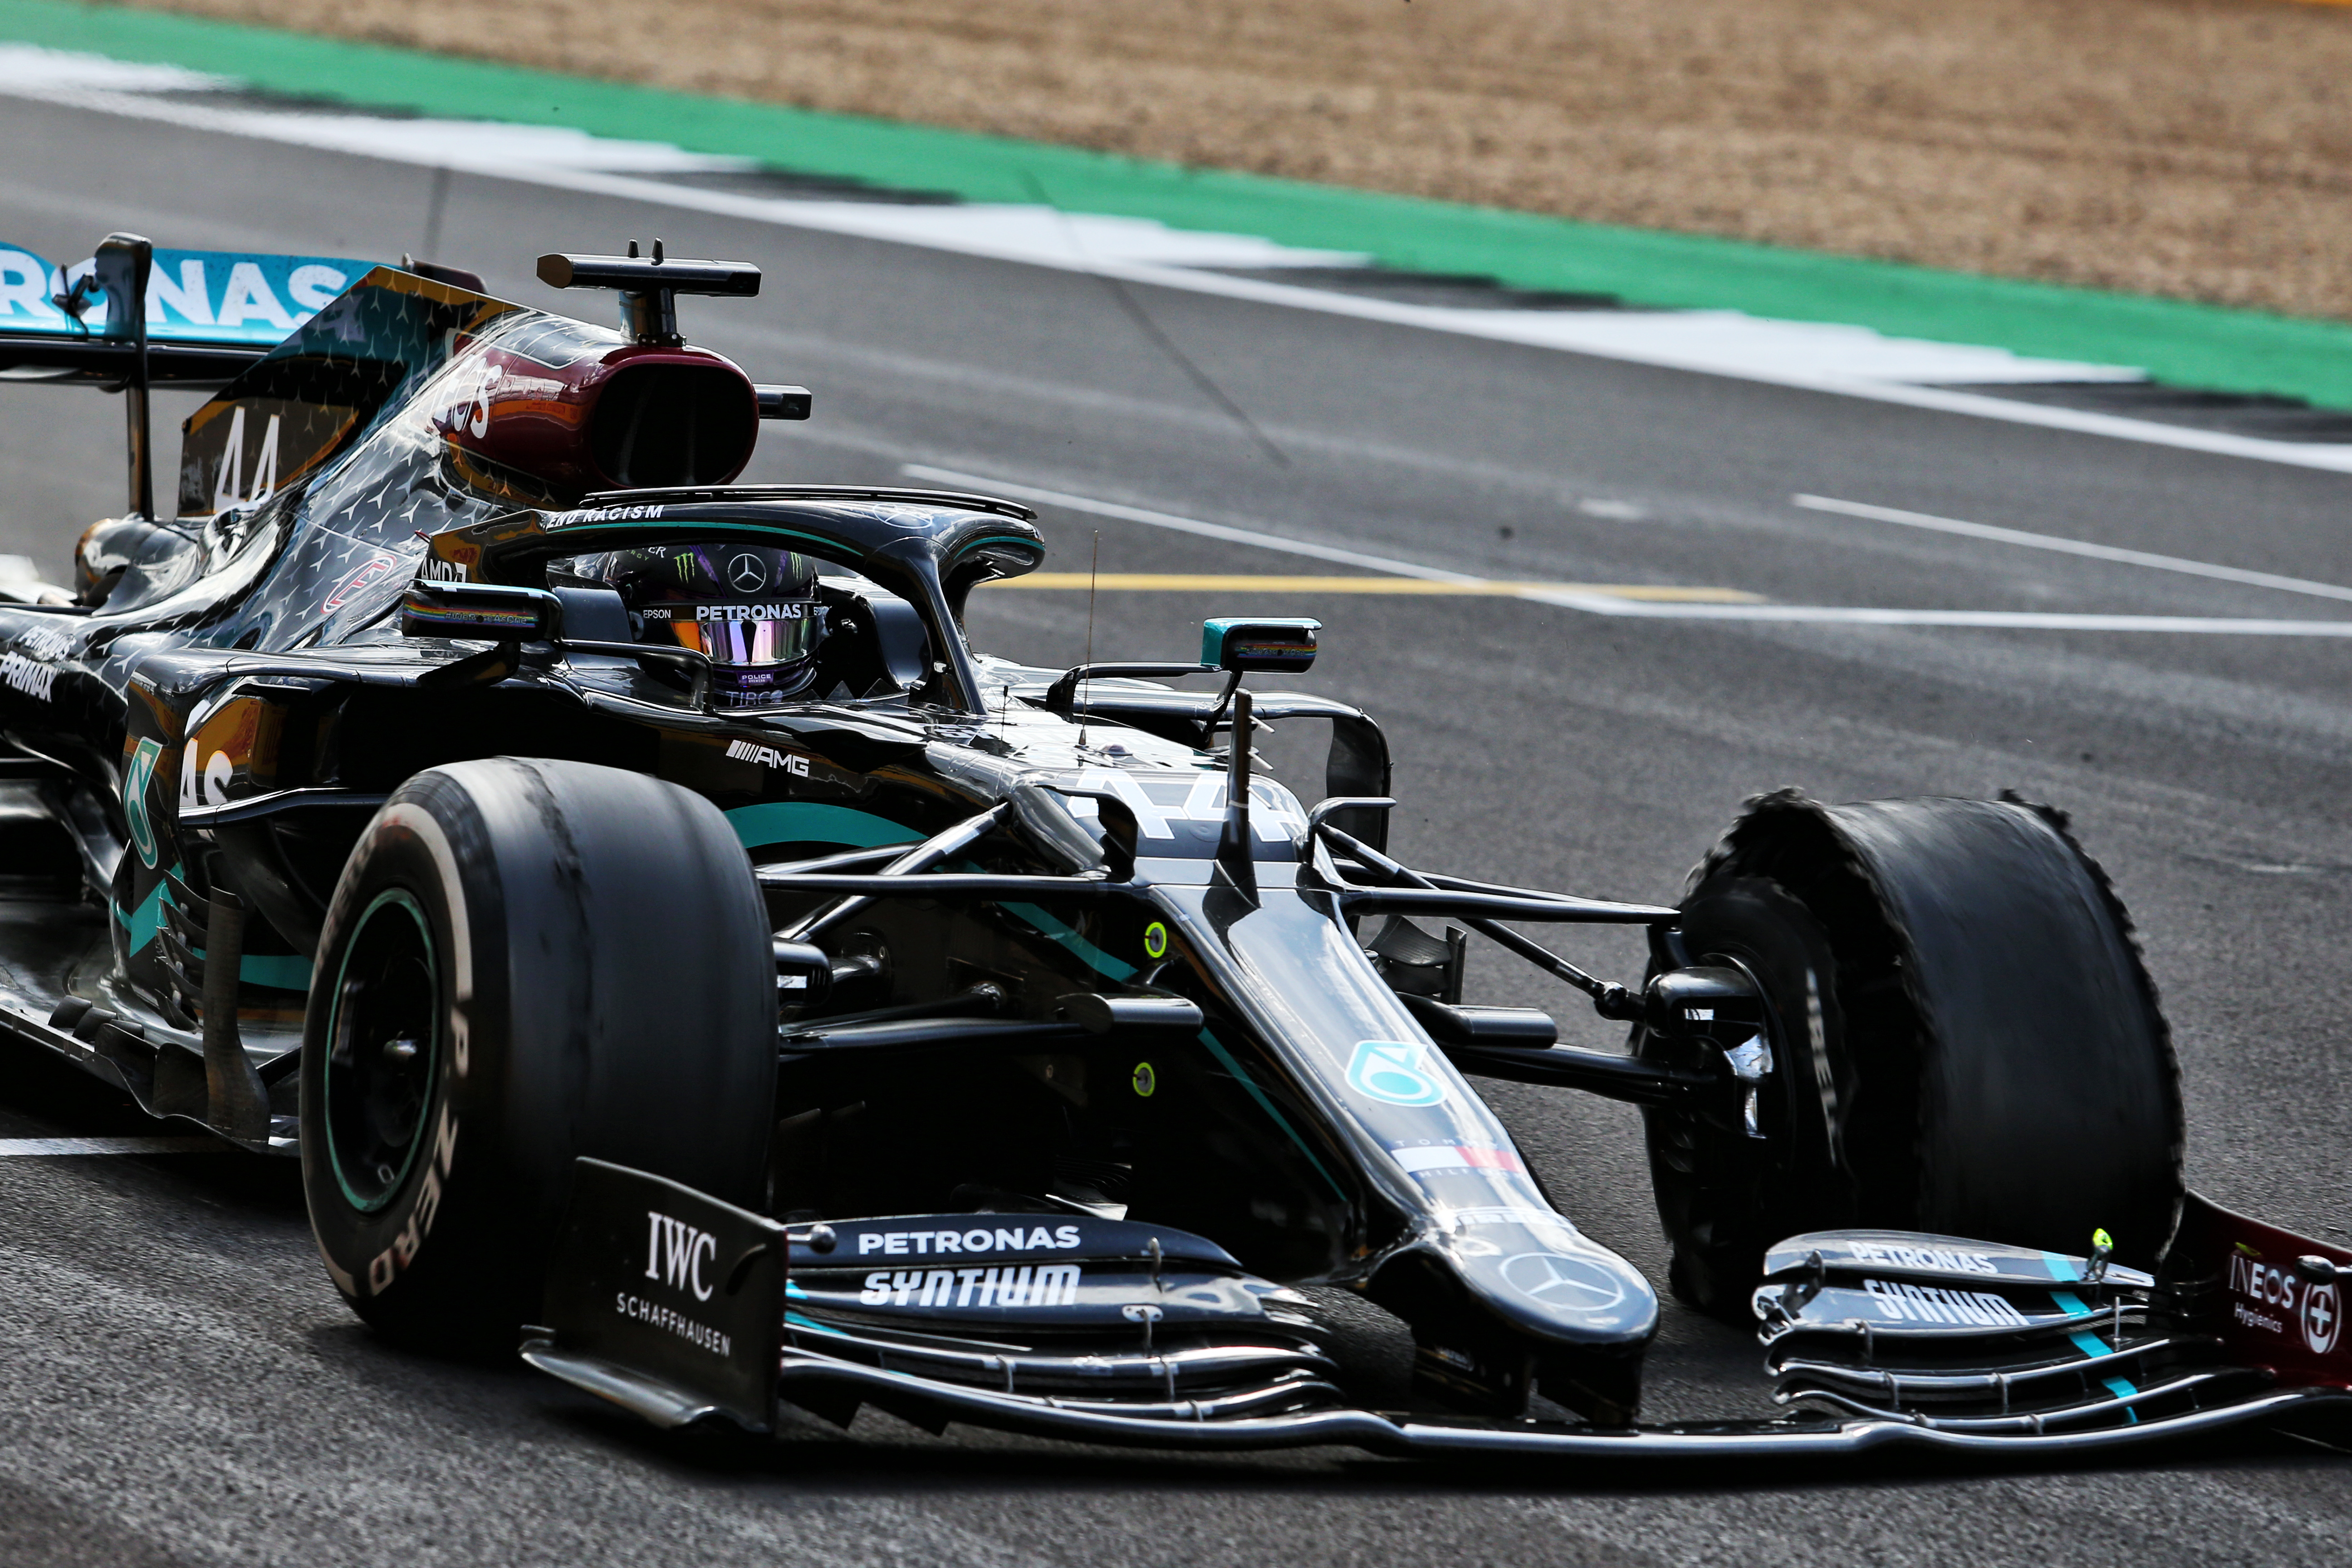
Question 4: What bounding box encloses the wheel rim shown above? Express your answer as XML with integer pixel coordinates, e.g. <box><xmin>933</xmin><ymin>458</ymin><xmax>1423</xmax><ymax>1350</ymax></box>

<box><xmin>322</xmin><ymin>888</ymin><xmax>440</xmax><ymax>1214</ymax></box>
<box><xmin>1640</xmin><ymin>878</ymin><xmax>1859</xmax><ymax>1312</ymax></box>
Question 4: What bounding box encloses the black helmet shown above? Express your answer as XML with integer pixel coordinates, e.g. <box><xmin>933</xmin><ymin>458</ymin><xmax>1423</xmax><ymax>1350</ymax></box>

<box><xmin>570</xmin><ymin>541</ymin><xmax>823</xmax><ymax>708</ymax></box>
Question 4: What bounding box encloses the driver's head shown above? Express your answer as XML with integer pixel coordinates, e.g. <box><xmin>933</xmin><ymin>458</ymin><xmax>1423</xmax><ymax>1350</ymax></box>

<box><xmin>573</xmin><ymin>541</ymin><xmax>823</xmax><ymax>707</ymax></box>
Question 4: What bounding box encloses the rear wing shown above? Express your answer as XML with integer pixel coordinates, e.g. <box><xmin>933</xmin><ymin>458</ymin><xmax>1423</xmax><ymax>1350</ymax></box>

<box><xmin>0</xmin><ymin>233</ymin><xmax>375</xmax><ymax>517</ymax></box>
<box><xmin>0</xmin><ymin>236</ymin><xmax>371</xmax><ymax>380</ymax></box>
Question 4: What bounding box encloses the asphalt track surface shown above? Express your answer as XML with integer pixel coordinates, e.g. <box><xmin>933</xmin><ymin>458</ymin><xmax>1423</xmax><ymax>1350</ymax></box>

<box><xmin>4</xmin><ymin>92</ymin><xmax>2352</xmax><ymax>1568</ymax></box>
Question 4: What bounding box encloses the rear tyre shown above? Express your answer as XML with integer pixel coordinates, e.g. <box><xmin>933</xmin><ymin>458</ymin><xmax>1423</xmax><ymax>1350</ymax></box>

<box><xmin>300</xmin><ymin>758</ymin><xmax>775</xmax><ymax>1353</ymax></box>
<box><xmin>1642</xmin><ymin>790</ymin><xmax>2182</xmax><ymax>1319</ymax></box>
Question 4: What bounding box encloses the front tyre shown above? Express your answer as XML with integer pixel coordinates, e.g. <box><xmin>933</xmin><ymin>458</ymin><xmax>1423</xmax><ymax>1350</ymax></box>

<box><xmin>300</xmin><ymin>758</ymin><xmax>775</xmax><ymax>1353</ymax></box>
<box><xmin>1643</xmin><ymin>790</ymin><xmax>2183</xmax><ymax>1318</ymax></box>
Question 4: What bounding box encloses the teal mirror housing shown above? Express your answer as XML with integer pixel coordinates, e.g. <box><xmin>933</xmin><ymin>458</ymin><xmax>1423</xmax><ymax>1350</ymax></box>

<box><xmin>1202</xmin><ymin>617</ymin><xmax>1320</xmax><ymax>674</ymax></box>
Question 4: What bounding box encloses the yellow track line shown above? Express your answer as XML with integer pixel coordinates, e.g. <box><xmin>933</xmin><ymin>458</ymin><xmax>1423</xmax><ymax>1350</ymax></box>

<box><xmin>982</xmin><ymin>573</ymin><xmax>1760</xmax><ymax>602</ymax></box>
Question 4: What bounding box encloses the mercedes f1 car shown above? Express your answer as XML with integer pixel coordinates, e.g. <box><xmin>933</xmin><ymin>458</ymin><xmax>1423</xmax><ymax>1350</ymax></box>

<box><xmin>0</xmin><ymin>230</ymin><xmax>2344</xmax><ymax>1461</ymax></box>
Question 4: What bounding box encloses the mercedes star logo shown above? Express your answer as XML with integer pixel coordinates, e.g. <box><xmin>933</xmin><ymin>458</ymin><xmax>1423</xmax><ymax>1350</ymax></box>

<box><xmin>726</xmin><ymin>553</ymin><xmax>768</xmax><ymax>593</ymax></box>
<box><xmin>1500</xmin><ymin>1251</ymin><xmax>1627</xmax><ymax>1313</ymax></box>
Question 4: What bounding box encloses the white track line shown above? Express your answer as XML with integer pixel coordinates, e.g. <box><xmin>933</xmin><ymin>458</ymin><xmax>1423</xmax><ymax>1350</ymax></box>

<box><xmin>1516</xmin><ymin>597</ymin><xmax>2352</xmax><ymax>633</ymax></box>
<box><xmin>0</xmin><ymin>1136</ymin><xmax>227</xmax><ymax>1156</ymax></box>
<box><xmin>918</xmin><ymin>463</ymin><xmax>2352</xmax><ymax>634</ymax></box>
<box><xmin>1795</xmin><ymin>494</ymin><xmax>2352</xmax><ymax>604</ymax></box>
<box><xmin>905</xmin><ymin>465</ymin><xmax>1486</xmax><ymax>583</ymax></box>
<box><xmin>9</xmin><ymin>54</ymin><xmax>2352</xmax><ymax>475</ymax></box>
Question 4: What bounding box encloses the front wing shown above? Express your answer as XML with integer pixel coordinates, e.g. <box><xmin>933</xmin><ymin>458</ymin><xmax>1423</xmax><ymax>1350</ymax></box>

<box><xmin>521</xmin><ymin>1163</ymin><xmax>2352</xmax><ymax>1461</ymax></box>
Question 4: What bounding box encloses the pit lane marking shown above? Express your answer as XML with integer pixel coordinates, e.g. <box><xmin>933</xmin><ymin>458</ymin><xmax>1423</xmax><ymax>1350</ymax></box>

<box><xmin>0</xmin><ymin>1137</ymin><xmax>230</xmax><ymax>1156</ymax></box>
<box><xmin>1795</xmin><ymin>494</ymin><xmax>2352</xmax><ymax>604</ymax></box>
<box><xmin>983</xmin><ymin>574</ymin><xmax>1754</xmax><ymax>602</ymax></box>
<box><xmin>920</xmin><ymin>464</ymin><xmax>2352</xmax><ymax>635</ymax></box>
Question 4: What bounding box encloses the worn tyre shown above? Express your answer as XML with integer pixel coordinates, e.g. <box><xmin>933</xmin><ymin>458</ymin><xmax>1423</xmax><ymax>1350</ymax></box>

<box><xmin>1642</xmin><ymin>790</ymin><xmax>2183</xmax><ymax>1319</ymax></box>
<box><xmin>299</xmin><ymin>758</ymin><xmax>775</xmax><ymax>1353</ymax></box>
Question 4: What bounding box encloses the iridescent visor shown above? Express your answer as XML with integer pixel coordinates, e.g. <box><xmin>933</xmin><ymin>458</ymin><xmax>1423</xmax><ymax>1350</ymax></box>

<box><xmin>640</xmin><ymin>601</ymin><xmax>823</xmax><ymax>666</ymax></box>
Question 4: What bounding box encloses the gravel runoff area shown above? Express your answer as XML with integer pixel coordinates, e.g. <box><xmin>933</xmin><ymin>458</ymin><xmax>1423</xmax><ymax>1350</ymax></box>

<box><xmin>120</xmin><ymin>0</ymin><xmax>2352</xmax><ymax>323</ymax></box>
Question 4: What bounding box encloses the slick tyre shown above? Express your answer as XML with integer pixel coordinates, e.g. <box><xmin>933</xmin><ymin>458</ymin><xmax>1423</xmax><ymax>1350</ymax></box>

<box><xmin>299</xmin><ymin>758</ymin><xmax>775</xmax><ymax>1354</ymax></box>
<box><xmin>1642</xmin><ymin>790</ymin><xmax>2183</xmax><ymax>1320</ymax></box>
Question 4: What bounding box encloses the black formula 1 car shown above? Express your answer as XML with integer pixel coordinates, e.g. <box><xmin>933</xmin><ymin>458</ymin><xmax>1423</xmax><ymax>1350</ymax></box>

<box><xmin>0</xmin><ymin>230</ymin><xmax>2346</xmax><ymax>1461</ymax></box>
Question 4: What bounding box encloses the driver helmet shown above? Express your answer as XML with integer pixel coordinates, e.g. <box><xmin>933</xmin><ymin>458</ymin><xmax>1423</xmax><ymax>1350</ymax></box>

<box><xmin>573</xmin><ymin>541</ymin><xmax>824</xmax><ymax>708</ymax></box>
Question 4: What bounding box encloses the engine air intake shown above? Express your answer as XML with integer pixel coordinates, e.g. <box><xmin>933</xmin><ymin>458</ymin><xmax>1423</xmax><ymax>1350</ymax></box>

<box><xmin>590</xmin><ymin>361</ymin><xmax>759</xmax><ymax>489</ymax></box>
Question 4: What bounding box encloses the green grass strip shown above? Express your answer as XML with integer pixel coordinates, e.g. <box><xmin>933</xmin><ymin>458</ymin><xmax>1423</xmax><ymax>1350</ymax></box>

<box><xmin>13</xmin><ymin>0</ymin><xmax>2352</xmax><ymax>408</ymax></box>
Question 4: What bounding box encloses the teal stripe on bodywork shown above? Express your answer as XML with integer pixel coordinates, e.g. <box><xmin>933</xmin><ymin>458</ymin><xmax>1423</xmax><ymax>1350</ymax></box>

<box><xmin>994</xmin><ymin>901</ymin><xmax>1343</xmax><ymax>1198</ymax></box>
<box><xmin>1000</xmin><ymin>901</ymin><xmax>1137</xmax><ymax>982</ymax></box>
<box><xmin>116</xmin><ymin>877</ymin><xmax>315</xmax><ymax>990</ymax></box>
<box><xmin>239</xmin><ymin>954</ymin><xmax>314</xmax><ymax>991</ymax></box>
<box><xmin>554</xmin><ymin>520</ymin><xmax>842</xmax><ymax>549</ymax></box>
<box><xmin>2051</xmin><ymin>1286</ymin><xmax>2107</xmax><ymax>1357</ymax></box>
<box><xmin>725</xmin><ymin>803</ymin><xmax>924</xmax><ymax>850</ymax></box>
<box><xmin>115</xmin><ymin>876</ymin><xmax>173</xmax><ymax>955</ymax></box>
<box><xmin>1194</xmin><ymin>1028</ymin><xmax>1347</xmax><ymax>1201</ymax></box>
<box><xmin>2051</xmin><ymin>1284</ymin><xmax>2139</xmax><ymax>1418</ymax></box>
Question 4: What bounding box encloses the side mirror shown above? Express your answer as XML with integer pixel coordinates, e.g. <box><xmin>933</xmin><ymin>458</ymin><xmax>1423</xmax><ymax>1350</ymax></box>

<box><xmin>1202</xmin><ymin>616</ymin><xmax>1319</xmax><ymax>674</ymax></box>
<box><xmin>399</xmin><ymin>579</ymin><xmax>559</xmax><ymax>641</ymax></box>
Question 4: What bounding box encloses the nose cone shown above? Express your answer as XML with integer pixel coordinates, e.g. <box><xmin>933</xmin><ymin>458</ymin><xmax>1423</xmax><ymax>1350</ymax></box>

<box><xmin>1154</xmin><ymin>885</ymin><xmax>1662</xmax><ymax>1418</ymax></box>
<box><xmin>1443</xmin><ymin>1224</ymin><xmax>1659</xmax><ymax>1342</ymax></box>
<box><xmin>1371</xmin><ymin>1215</ymin><xmax>1659</xmax><ymax>1422</ymax></box>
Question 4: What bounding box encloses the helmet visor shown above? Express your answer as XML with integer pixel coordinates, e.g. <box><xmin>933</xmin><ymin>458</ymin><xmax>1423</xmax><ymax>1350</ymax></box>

<box><xmin>638</xmin><ymin>601</ymin><xmax>823</xmax><ymax>666</ymax></box>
